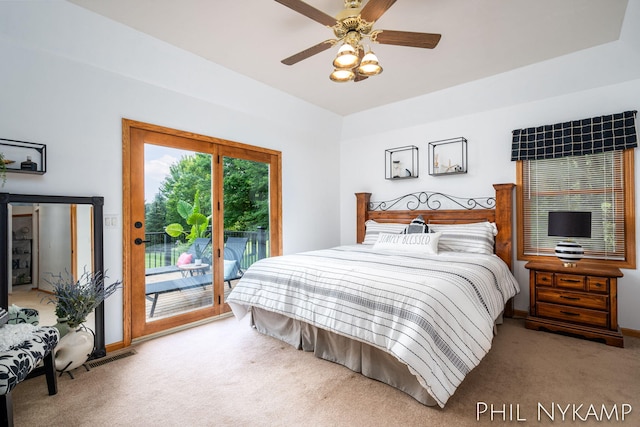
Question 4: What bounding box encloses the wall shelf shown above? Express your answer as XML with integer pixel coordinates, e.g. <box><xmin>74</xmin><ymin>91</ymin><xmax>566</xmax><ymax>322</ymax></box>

<box><xmin>428</xmin><ymin>137</ymin><xmax>467</xmax><ymax>176</ymax></box>
<box><xmin>0</xmin><ymin>138</ymin><xmax>47</xmax><ymax>175</ymax></box>
<box><xmin>385</xmin><ymin>145</ymin><xmax>418</xmax><ymax>180</ymax></box>
<box><xmin>12</xmin><ymin>239</ymin><xmax>32</xmax><ymax>285</ymax></box>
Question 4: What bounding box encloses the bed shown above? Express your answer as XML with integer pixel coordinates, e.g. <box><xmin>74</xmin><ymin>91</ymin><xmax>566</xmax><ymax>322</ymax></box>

<box><xmin>227</xmin><ymin>184</ymin><xmax>519</xmax><ymax>407</ymax></box>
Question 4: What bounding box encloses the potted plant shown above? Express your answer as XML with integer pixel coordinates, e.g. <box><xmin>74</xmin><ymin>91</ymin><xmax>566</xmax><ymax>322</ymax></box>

<box><xmin>42</xmin><ymin>268</ymin><xmax>121</xmax><ymax>375</ymax></box>
<box><xmin>165</xmin><ymin>190</ymin><xmax>211</xmax><ymax>264</ymax></box>
<box><xmin>0</xmin><ymin>152</ymin><xmax>8</xmax><ymax>186</ymax></box>
<box><xmin>44</xmin><ymin>268</ymin><xmax>122</xmax><ymax>333</ymax></box>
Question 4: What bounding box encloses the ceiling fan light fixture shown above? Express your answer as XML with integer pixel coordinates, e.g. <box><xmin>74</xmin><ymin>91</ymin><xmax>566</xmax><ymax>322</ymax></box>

<box><xmin>357</xmin><ymin>50</ymin><xmax>383</xmax><ymax>76</ymax></box>
<box><xmin>332</xmin><ymin>43</ymin><xmax>359</xmax><ymax>68</ymax></box>
<box><xmin>329</xmin><ymin>67</ymin><xmax>355</xmax><ymax>82</ymax></box>
<box><xmin>276</xmin><ymin>0</ymin><xmax>442</xmax><ymax>84</ymax></box>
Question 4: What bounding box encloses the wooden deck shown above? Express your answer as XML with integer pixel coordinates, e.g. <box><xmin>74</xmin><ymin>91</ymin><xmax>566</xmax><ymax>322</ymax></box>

<box><xmin>144</xmin><ymin>271</ymin><xmax>236</xmax><ymax>320</ymax></box>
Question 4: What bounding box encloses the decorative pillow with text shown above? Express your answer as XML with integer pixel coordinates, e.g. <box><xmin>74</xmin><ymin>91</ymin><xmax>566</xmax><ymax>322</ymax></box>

<box><xmin>373</xmin><ymin>232</ymin><xmax>441</xmax><ymax>255</ymax></box>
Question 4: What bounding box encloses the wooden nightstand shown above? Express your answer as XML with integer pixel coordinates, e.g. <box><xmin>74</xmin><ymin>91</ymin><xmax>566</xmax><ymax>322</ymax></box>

<box><xmin>525</xmin><ymin>260</ymin><xmax>624</xmax><ymax>347</ymax></box>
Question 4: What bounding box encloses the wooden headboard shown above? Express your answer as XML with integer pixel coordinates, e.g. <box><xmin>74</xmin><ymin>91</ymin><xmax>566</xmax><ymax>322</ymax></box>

<box><xmin>356</xmin><ymin>183</ymin><xmax>515</xmax><ymax>315</ymax></box>
<box><xmin>356</xmin><ymin>184</ymin><xmax>514</xmax><ymax>267</ymax></box>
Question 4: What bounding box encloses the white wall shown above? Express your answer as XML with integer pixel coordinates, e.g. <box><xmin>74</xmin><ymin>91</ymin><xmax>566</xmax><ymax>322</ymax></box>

<box><xmin>340</xmin><ymin>0</ymin><xmax>640</xmax><ymax>330</ymax></box>
<box><xmin>37</xmin><ymin>204</ymin><xmax>72</xmax><ymax>293</ymax></box>
<box><xmin>0</xmin><ymin>1</ymin><xmax>343</xmax><ymax>344</ymax></box>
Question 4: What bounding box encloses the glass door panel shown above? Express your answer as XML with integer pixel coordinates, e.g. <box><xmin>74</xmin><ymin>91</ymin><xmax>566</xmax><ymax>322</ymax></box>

<box><xmin>143</xmin><ymin>145</ymin><xmax>214</xmax><ymax>321</ymax></box>
<box><xmin>222</xmin><ymin>156</ymin><xmax>270</xmax><ymax>304</ymax></box>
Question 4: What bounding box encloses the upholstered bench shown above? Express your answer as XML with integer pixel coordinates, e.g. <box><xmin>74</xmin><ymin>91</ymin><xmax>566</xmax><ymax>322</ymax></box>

<box><xmin>0</xmin><ymin>323</ymin><xmax>60</xmax><ymax>426</ymax></box>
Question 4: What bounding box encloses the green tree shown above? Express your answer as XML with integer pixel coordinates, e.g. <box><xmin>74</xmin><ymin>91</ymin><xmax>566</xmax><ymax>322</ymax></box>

<box><xmin>223</xmin><ymin>158</ymin><xmax>269</xmax><ymax>231</ymax></box>
<box><xmin>147</xmin><ymin>153</ymin><xmax>269</xmax><ymax>235</ymax></box>
<box><xmin>145</xmin><ymin>192</ymin><xmax>167</xmax><ymax>233</ymax></box>
<box><xmin>160</xmin><ymin>153</ymin><xmax>212</xmax><ymax>227</ymax></box>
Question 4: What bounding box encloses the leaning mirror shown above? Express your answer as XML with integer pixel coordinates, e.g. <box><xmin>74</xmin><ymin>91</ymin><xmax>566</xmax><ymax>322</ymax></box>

<box><xmin>0</xmin><ymin>193</ymin><xmax>106</xmax><ymax>358</ymax></box>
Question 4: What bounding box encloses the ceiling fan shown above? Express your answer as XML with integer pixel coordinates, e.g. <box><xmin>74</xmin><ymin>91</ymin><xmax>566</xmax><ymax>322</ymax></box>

<box><xmin>275</xmin><ymin>0</ymin><xmax>441</xmax><ymax>82</ymax></box>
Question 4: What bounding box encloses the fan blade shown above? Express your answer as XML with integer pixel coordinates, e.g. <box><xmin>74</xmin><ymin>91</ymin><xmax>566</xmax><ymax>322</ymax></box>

<box><xmin>360</xmin><ymin>0</ymin><xmax>397</xmax><ymax>23</ymax></box>
<box><xmin>375</xmin><ymin>30</ymin><xmax>441</xmax><ymax>49</ymax></box>
<box><xmin>274</xmin><ymin>0</ymin><xmax>336</xmax><ymax>27</ymax></box>
<box><xmin>281</xmin><ymin>40</ymin><xmax>335</xmax><ymax>65</ymax></box>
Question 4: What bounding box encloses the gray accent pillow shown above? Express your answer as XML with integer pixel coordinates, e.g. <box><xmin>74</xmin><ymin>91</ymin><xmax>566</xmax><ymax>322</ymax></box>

<box><xmin>404</xmin><ymin>215</ymin><xmax>427</xmax><ymax>234</ymax></box>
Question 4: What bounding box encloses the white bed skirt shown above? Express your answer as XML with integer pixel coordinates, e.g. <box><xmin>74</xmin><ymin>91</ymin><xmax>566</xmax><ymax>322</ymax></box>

<box><xmin>250</xmin><ymin>307</ymin><xmax>439</xmax><ymax>406</ymax></box>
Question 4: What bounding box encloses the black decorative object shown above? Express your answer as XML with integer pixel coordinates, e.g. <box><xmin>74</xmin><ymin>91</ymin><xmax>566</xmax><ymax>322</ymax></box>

<box><xmin>428</xmin><ymin>137</ymin><xmax>467</xmax><ymax>176</ymax></box>
<box><xmin>368</xmin><ymin>190</ymin><xmax>495</xmax><ymax>212</ymax></box>
<box><xmin>0</xmin><ymin>138</ymin><xmax>47</xmax><ymax>175</ymax></box>
<box><xmin>385</xmin><ymin>145</ymin><xmax>418</xmax><ymax>180</ymax></box>
<box><xmin>20</xmin><ymin>157</ymin><xmax>37</xmax><ymax>171</ymax></box>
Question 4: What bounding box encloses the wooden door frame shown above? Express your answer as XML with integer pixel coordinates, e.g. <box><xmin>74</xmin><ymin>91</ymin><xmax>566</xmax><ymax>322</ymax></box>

<box><xmin>122</xmin><ymin>119</ymin><xmax>282</xmax><ymax>346</ymax></box>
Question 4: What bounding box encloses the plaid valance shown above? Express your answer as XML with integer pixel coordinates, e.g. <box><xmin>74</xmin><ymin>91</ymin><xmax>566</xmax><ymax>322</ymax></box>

<box><xmin>511</xmin><ymin>110</ymin><xmax>637</xmax><ymax>161</ymax></box>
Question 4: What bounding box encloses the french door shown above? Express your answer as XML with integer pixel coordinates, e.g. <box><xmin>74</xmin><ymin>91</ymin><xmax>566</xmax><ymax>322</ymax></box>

<box><xmin>123</xmin><ymin>120</ymin><xmax>281</xmax><ymax>342</ymax></box>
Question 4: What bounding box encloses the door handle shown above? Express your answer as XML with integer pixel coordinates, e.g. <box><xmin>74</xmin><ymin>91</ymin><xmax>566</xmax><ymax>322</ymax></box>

<box><xmin>134</xmin><ymin>238</ymin><xmax>151</xmax><ymax>245</ymax></box>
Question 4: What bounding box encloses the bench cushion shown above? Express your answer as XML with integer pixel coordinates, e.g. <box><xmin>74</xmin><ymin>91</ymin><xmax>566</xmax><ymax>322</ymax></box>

<box><xmin>7</xmin><ymin>307</ymin><xmax>39</xmax><ymax>326</ymax></box>
<box><xmin>0</xmin><ymin>326</ymin><xmax>60</xmax><ymax>395</ymax></box>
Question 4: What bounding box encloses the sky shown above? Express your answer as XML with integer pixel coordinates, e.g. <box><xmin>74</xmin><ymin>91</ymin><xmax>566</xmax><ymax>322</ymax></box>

<box><xmin>144</xmin><ymin>145</ymin><xmax>193</xmax><ymax>202</ymax></box>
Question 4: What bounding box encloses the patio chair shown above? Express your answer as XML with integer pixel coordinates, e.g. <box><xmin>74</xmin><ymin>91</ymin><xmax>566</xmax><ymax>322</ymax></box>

<box><xmin>146</xmin><ymin>237</ymin><xmax>211</xmax><ymax>276</ymax></box>
<box><xmin>223</xmin><ymin>237</ymin><xmax>248</xmax><ymax>288</ymax></box>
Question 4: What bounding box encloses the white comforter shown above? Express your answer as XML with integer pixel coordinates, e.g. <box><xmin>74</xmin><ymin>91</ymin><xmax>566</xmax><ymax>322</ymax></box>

<box><xmin>227</xmin><ymin>245</ymin><xmax>520</xmax><ymax>407</ymax></box>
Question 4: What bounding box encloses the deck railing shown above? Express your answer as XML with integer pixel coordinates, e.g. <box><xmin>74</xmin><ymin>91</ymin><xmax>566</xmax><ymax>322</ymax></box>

<box><xmin>144</xmin><ymin>227</ymin><xmax>268</xmax><ymax>270</ymax></box>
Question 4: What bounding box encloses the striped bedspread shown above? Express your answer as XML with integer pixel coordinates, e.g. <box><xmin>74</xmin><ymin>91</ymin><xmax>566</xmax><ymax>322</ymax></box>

<box><xmin>227</xmin><ymin>245</ymin><xmax>520</xmax><ymax>407</ymax></box>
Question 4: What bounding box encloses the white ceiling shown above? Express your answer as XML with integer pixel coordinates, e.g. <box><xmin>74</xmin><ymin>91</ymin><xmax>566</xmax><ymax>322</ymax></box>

<box><xmin>67</xmin><ymin>0</ymin><xmax>628</xmax><ymax>116</ymax></box>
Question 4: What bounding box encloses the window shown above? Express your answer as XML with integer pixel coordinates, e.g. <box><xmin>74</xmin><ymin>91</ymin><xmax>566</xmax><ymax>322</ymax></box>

<box><xmin>517</xmin><ymin>149</ymin><xmax>635</xmax><ymax>268</ymax></box>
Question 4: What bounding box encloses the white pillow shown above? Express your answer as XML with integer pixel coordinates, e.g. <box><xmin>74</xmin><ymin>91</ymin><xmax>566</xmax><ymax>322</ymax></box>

<box><xmin>428</xmin><ymin>222</ymin><xmax>497</xmax><ymax>255</ymax></box>
<box><xmin>363</xmin><ymin>220</ymin><xmax>408</xmax><ymax>244</ymax></box>
<box><xmin>373</xmin><ymin>232</ymin><xmax>441</xmax><ymax>255</ymax></box>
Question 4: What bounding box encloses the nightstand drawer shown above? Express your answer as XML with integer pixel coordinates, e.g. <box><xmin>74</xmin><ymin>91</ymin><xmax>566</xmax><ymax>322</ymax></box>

<box><xmin>534</xmin><ymin>271</ymin><xmax>553</xmax><ymax>287</ymax></box>
<box><xmin>588</xmin><ymin>276</ymin><xmax>609</xmax><ymax>293</ymax></box>
<box><xmin>537</xmin><ymin>288</ymin><xmax>608</xmax><ymax>310</ymax></box>
<box><xmin>555</xmin><ymin>274</ymin><xmax>586</xmax><ymax>290</ymax></box>
<box><xmin>537</xmin><ymin>302</ymin><xmax>609</xmax><ymax>328</ymax></box>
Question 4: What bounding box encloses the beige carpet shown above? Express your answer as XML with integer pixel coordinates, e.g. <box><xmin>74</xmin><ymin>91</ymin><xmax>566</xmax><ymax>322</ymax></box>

<box><xmin>13</xmin><ymin>316</ymin><xmax>640</xmax><ymax>426</ymax></box>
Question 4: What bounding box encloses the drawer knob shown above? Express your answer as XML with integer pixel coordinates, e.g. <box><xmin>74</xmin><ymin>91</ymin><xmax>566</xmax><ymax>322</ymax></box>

<box><xmin>560</xmin><ymin>311</ymin><xmax>580</xmax><ymax>317</ymax></box>
<box><xmin>560</xmin><ymin>295</ymin><xmax>580</xmax><ymax>301</ymax></box>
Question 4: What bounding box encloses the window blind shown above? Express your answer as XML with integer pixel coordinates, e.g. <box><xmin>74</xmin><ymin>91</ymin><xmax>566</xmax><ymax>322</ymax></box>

<box><xmin>522</xmin><ymin>150</ymin><xmax>625</xmax><ymax>260</ymax></box>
